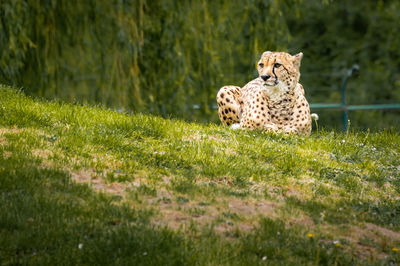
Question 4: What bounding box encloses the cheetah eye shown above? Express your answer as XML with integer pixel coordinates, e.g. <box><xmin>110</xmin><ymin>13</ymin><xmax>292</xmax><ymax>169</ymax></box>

<box><xmin>274</xmin><ymin>63</ymin><xmax>282</xmax><ymax>68</ymax></box>
<box><xmin>258</xmin><ymin>63</ymin><xmax>264</xmax><ymax>68</ymax></box>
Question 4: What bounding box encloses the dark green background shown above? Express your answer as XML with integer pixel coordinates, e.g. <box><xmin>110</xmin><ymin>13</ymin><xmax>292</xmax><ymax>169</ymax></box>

<box><xmin>1</xmin><ymin>0</ymin><xmax>399</xmax><ymax>130</ymax></box>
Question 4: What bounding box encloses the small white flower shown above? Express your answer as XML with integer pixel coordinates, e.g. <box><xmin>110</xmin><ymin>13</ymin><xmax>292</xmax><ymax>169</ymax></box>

<box><xmin>262</xmin><ymin>256</ymin><xmax>267</xmax><ymax>261</ymax></box>
<box><xmin>78</xmin><ymin>243</ymin><xmax>83</xmax><ymax>249</ymax></box>
<box><xmin>341</xmin><ymin>139</ymin><xmax>346</xmax><ymax>143</ymax></box>
<box><xmin>311</xmin><ymin>113</ymin><xmax>319</xmax><ymax>121</ymax></box>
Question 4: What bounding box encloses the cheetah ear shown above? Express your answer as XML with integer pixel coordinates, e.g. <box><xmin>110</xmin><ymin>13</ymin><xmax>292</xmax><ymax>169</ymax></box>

<box><xmin>292</xmin><ymin>52</ymin><xmax>303</xmax><ymax>68</ymax></box>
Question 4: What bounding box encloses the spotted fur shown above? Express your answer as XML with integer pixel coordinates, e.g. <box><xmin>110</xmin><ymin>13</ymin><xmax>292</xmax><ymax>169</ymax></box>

<box><xmin>216</xmin><ymin>51</ymin><xmax>311</xmax><ymax>136</ymax></box>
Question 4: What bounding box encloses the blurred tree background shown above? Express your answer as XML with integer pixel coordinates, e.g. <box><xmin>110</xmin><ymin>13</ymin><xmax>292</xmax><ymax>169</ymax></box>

<box><xmin>1</xmin><ymin>0</ymin><xmax>399</xmax><ymax>130</ymax></box>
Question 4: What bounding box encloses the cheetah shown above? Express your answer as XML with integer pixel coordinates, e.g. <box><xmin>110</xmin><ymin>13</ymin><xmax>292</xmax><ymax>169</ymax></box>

<box><xmin>216</xmin><ymin>51</ymin><xmax>311</xmax><ymax>136</ymax></box>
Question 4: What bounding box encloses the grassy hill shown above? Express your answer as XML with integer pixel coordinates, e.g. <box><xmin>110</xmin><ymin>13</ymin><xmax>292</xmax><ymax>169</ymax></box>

<box><xmin>0</xmin><ymin>85</ymin><xmax>399</xmax><ymax>265</ymax></box>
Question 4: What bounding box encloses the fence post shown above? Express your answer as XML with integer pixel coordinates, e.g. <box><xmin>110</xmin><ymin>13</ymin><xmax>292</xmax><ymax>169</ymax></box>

<box><xmin>340</xmin><ymin>65</ymin><xmax>359</xmax><ymax>131</ymax></box>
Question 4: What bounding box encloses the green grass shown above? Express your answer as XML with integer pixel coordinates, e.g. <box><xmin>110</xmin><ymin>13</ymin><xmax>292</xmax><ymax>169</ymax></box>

<box><xmin>0</xmin><ymin>84</ymin><xmax>399</xmax><ymax>265</ymax></box>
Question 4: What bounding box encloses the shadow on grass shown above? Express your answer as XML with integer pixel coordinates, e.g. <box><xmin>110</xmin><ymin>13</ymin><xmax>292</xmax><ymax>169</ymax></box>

<box><xmin>0</xmin><ymin>150</ymin><xmax>196</xmax><ymax>265</ymax></box>
<box><xmin>286</xmin><ymin>195</ymin><xmax>400</xmax><ymax>228</ymax></box>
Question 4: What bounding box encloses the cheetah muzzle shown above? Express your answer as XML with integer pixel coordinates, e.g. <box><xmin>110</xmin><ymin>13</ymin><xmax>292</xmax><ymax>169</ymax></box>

<box><xmin>216</xmin><ymin>51</ymin><xmax>312</xmax><ymax>136</ymax></box>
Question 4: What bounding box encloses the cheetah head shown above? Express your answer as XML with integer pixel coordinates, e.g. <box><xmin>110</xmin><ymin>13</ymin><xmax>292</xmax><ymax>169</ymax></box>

<box><xmin>257</xmin><ymin>51</ymin><xmax>303</xmax><ymax>91</ymax></box>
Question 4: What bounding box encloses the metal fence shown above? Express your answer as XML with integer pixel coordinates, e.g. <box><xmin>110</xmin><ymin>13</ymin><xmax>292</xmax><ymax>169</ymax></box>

<box><xmin>310</xmin><ymin>65</ymin><xmax>400</xmax><ymax>131</ymax></box>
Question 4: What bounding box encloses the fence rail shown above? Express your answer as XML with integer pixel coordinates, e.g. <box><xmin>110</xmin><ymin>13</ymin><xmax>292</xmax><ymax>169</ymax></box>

<box><xmin>310</xmin><ymin>103</ymin><xmax>400</xmax><ymax>111</ymax></box>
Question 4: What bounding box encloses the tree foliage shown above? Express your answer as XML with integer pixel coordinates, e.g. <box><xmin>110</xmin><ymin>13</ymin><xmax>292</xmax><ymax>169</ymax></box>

<box><xmin>1</xmin><ymin>0</ymin><xmax>399</xmax><ymax>129</ymax></box>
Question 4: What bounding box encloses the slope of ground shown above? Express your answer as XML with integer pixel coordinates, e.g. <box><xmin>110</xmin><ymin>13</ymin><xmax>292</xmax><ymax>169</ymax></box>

<box><xmin>0</xmin><ymin>85</ymin><xmax>399</xmax><ymax>265</ymax></box>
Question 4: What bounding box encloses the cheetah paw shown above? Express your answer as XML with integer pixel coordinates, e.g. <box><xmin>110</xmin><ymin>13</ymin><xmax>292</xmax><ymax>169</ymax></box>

<box><xmin>230</xmin><ymin>123</ymin><xmax>241</xmax><ymax>130</ymax></box>
<box><xmin>264</xmin><ymin>124</ymin><xmax>278</xmax><ymax>132</ymax></box>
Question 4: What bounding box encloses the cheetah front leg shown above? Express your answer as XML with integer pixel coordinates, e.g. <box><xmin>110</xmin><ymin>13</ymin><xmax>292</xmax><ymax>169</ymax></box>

<box><xmin>265</xmin><ymin>123</ymin><xmax>279</xmax><ymax>132</ymax></box>
<box><xmin>216</xmin><ymin>86</ymin><xmax>242</xmax><ymax>127</ymax></box>
<box><xmin>283</xmin><ymin>126</ymin><xmax>298</xmax><ymax>134</ymax></box>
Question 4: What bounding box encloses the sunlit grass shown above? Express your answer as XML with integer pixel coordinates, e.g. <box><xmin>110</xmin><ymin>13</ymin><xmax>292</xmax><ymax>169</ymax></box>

<box><xmin>1</xmin><ymin>85</ymin><xmax>399</xmax><ymax>264</ymax></box>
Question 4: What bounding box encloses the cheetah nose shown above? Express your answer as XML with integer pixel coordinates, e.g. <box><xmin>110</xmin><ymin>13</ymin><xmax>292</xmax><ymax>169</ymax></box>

<box><xmin>261</xmin><ymin>75</ymin><xmax>270</xmax><ymax>81</ymax></box>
